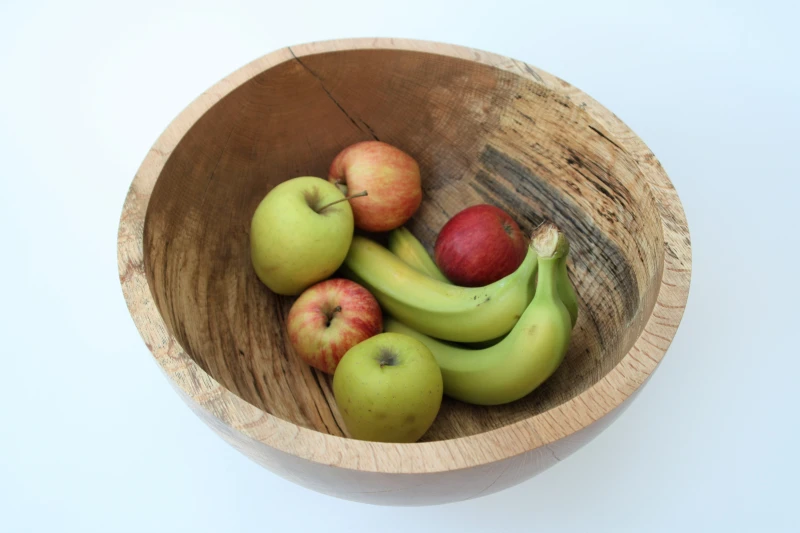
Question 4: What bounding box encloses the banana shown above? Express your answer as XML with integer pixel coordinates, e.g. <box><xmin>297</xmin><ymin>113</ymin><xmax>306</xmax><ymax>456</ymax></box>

<box><xmin>340</xmin><ymin>236</ymin><xmax>538</xmax><ymax>343</ymax></box>
<box><xmin>388</xmin><ymin>226</ymin><xmax>578</xmax><ymax>327</ymax></box>
<box><xmin>556</xmin><ymin>243</ymin><xmax>579</xmax><ymax>327</ymax></box>
<box><xmin>387</xmin><ymin>227</ymin><xmax>450</xmax><ymax>283</ymax></box>
<box><xmin>384</xmin><ymin>222</ymin><xmax>573</xmax><ymax>406</ymax></box>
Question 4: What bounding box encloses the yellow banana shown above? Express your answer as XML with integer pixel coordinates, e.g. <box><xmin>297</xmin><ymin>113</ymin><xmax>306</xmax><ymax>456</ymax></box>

<box><xmin>388</xmin><ymin>226</ymin><xmax>578</xmax><ymax>326</ymax></box>
<box><xmin>384</xmin><ymin>222</ymin><xmax>574</xmax><ymax>406</ymax></box>
<box><xmin>340</xmin><ymin>236</ymin><xmax>538</xmax><ymax>343</ymax></box>
<box><xmin>556</xmin><ymin>241</ymin><xmax>579</xmax><ymax>327</ymax></box>
<box><xmin>387</xmin><ymin>227</ymin><xmax>450</xmax><ymax>283</ymax></box>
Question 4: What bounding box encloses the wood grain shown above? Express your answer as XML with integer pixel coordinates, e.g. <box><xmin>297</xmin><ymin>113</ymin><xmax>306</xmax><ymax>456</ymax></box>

<box><xmin>118</xmin><ymin>38</ymin><xmax>691</xmax><ymax>505</ymax></box>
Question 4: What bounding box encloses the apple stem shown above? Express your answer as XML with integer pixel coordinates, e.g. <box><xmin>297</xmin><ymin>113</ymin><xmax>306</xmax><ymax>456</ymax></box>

<box><xmin>334</xmin><ymin>181</ymin><xmax>348</xmax><ymax>196</ymax></box>
<box><xmin>316</xmin><ymin>190</ymin><xmax>368</xmax><ymax>213</ymax></box>
<box><xmin>377</xmin><ymin>349</ymin><xmax>398</xmax><ymax>368</ymax></box>
<box><xmin>325</xmin><ymin>306</ymin><xmax>342</xmax><ymax>327</ymax></box>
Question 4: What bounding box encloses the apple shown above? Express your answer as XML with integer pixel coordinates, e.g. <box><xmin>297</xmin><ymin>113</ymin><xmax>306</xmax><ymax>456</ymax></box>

<box><xmin>328</xmin><ymin>141</ymin><xmax>422</xmax><ymax>232</ymax></box>
<box><xmin>434</xmin><ymin>204</ymin><xmax>528</xmax><ymax>286</ymax></box>
<box><xmin>287</xmin><ymin>278</ymin><xmax>383</xmax><ymax>374</ymax></box>
<box><xmin>250</xmin><ymin>176</ymin><xmax>361</xmax><ymax>295</ymax></box>
<box><xmin>333</xmin><ymin>332</ymin><xmax>443</xmax><ymax>443</ymax></box>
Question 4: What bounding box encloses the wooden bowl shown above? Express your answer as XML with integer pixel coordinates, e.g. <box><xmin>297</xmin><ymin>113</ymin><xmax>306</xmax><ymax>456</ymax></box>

<box><xmin>118</xmin><ymin>38</ymin><xmax>691</xmax><ymax>506</ymax></box>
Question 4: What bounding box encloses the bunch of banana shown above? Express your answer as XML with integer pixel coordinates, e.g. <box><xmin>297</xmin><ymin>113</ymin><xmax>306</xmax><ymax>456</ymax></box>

<box><xmin>340</xmin><ymin>235</ymin><xmax>539</xmax><ymax>343</ymax></box>
<box><xmin>388</xmin><ymin>225</ymin><xmax>578</xmax><ymax>327</ymax></box>
<box><xmin>385</xmin><ymin>222</ymin><xmax>575</xmax><ymax>405</ymax></box>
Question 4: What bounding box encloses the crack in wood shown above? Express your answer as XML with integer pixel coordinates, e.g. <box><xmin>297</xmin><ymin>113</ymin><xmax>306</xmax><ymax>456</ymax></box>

<box><xmin>311</xmin><ymin>369</ymin><xmax>346</xmax><ymax>437</ymax></box>
<box><xmin>588</xmin><ymin>124</ymin><xmax>624</xmax><ymax>151</ymax></box>
<box><xmin>288</xmin><ymin>47</ymin><xmax>377</xmax><ymax>140</ymax></box>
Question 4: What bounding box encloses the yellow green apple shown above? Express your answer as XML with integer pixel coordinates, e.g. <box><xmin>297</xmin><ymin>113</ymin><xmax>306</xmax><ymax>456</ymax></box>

<box><xmin>333</xmin><ymin>332</ymin><xmax>443</xmax><ymax>443</ymax></box>
<box><xmin>250</xmin><ymin>176</ymin><xmax>356</xmax><ymax>295</ymax></box>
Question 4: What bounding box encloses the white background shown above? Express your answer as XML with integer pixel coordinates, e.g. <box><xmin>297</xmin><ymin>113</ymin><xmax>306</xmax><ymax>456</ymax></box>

<box><xmin>1</xmin><ymin>1</ymin><xmax>798</xmax><ymax>531</ymax></box>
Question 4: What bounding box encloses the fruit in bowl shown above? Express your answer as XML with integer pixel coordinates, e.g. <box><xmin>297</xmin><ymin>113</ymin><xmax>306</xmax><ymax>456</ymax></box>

<box><xmin>250</xmin><ymin>176</ymin><xmax>359</xmax><ymax>295</ymax></box>
<box><xmin>333</xmin><ymin>332</ymin><xmax>443</xmax><ymax>443</ymax></box>
<box><xmin>287</xmin><ymin>278</ymin><xmax>382</xmax><ymax>374</ymax></box>
<box><xmin>250</xmin><ymin>145</ymin><xmax>579</xmax><ymax>440</ymax></box>
<box><xmin>328</xmin><ymin>140</ymin><xmax>422</xmax><ymax>232</ymax></box>
<box><xmin>434</xmin><ymin>204</ymin><xmax>528</xmax><ymax>286</ymax></box>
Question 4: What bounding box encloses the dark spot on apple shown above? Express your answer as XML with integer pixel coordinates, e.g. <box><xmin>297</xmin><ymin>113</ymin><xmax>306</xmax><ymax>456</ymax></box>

<box><xmin>502</xmin><ymin>220</ymin><xmax>514</xmax><ymax>237</ymax></box>
<box><xmin>405</xmin><ymin>414</ymin><xmax>416</xmax><ymax>424</ymax></box>
<box><xmin>376</xmin><ymin>412</ymin><xmax>387</xmax><ymax>420</ymax></box>
<box><xmin>343</xmin><ymin>408</ymin><xmax>349</xmax><ymax>414</ymax></box>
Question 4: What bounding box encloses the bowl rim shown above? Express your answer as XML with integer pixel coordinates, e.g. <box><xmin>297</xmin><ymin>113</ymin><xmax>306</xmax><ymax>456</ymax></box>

<box><xmin>117</xmin><ymin>37</ymin><xmax>691</xmax><ymax>475</ymax></box>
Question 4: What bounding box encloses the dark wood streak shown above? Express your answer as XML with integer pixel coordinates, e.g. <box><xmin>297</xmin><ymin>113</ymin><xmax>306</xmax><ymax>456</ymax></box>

<box><xmin>271</xmin><ymin>299</ymin><xmax>311</xmax><ymax>423</ymax></box>
<box><xmin>565</xmin><ymin>149</ymin><xmax>633</xmax><ymax>210</ymax></box>
<box><xmin>310</xmin><ymin>370</ymin><xmax>346</xmax><ymax>437</ymax></box>
<box><xmin>475</xmin><ymin>145</ymin><xmax>639</xmax><ymax>322</ymax></box>
<box><xmin>588</xmin><ymin>124</ymin><xmax>625</xmax><ymax>152</ymax></box>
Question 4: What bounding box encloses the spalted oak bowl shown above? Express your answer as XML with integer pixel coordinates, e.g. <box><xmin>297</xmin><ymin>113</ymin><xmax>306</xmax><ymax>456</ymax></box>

<box><xmin>118</xmin><ymin>39</ymin><xmax>691</xmax><ymax>506</ymax></box>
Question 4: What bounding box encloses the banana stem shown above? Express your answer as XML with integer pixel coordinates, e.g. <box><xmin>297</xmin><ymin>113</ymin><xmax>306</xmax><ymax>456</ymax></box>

<box><xmin>532</xmin><ymin>221</ymin><xmax>573</xmax><ymax>305</ymax></box>
<box><xmin>532</xmin><ymin>221</ymin><xmax>568</xmax><ymax>260</ymax></box>
<box><xmin>557</xmin><ymin>257</ymin><xmax>579</xmax><ymax>327</ymax></box>
<box><xmin>535</xmin><ymin>258</ymin><xmax>559</xmax><ymax>299</ymax></box>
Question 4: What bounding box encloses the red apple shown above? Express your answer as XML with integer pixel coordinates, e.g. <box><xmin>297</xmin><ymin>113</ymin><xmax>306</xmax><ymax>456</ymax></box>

<box><xmin>287</xmin><ymin>278</ymin><xmax>383</xmax><ymax>374</ymax></box>
<box><xmin>328</xmin><ymin>141</ymin><xmax>422</xmax><ymax>232</ymax></box>
<box><xmin>434</xmin><ymin>204</ymin><xmax>528</xmax><ymax>287</ymax></box>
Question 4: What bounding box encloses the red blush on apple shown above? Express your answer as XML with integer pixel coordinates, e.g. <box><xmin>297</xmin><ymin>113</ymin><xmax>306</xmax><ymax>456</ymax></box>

<box><xmin>328</xmin><ymin>140</ymin><xmax>422</xmax><ymax>232</ymax></box>
<box><xmin>287</xmin><ymin>278</ymin><xmax>383</xmax><ymax>374</ymax></box>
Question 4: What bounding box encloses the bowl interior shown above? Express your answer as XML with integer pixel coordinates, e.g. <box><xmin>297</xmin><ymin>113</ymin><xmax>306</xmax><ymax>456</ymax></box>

<box><xmin>143</xmin><ymin>49</ymin><xmax>664</xmax><ymax>441</ymax></box>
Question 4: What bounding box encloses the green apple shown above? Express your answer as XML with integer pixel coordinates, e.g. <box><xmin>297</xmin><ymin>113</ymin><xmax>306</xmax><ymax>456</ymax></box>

<box><xmin>333</xmin><ymin>332</ymin><xmax>443</xmax><ymax>443</ymax></box>
<box><xmin>250</xmin><ymin>176</ymin><xmax>356</xmax><ymax>295</ymax></box>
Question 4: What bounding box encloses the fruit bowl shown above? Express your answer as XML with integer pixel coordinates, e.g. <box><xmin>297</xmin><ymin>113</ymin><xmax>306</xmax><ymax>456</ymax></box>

<box><xmin>118</xmin><ymin>38</ymin><xmax>691</xmax><ymax>505</ymax></box>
